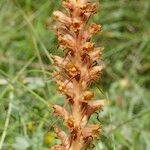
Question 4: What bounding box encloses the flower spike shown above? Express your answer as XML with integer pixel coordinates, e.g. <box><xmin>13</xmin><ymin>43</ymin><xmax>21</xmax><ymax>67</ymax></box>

<box><xmin>51</xmin><ymin>0</ymin><xmax>105</xmax><ymax>149</ymax></box>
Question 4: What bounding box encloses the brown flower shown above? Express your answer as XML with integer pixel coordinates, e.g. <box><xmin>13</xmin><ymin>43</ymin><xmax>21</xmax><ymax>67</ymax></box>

<box><xmin>51</xmin><ymin>0</ymin><xmax>105</xmax><ymax>149</ymax></box>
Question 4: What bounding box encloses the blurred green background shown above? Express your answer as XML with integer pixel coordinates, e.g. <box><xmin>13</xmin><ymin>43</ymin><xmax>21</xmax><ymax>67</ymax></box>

<box><xmin>0</xmin><ymin>0</ymin><xmax>150</xmax><ymax>149</ymax></box>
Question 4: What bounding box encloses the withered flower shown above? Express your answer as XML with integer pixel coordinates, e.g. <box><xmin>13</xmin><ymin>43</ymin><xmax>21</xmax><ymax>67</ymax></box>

<box><xmin>51</xmin><ymin>0</ymin><xmax>105</xmax><ymax>149</ymax></box>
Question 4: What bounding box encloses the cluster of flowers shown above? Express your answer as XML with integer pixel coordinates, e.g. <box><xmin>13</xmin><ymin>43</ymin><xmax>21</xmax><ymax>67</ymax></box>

<box><xmin>52</xmin><ymin>0</ymin><xmax>105</xmax><ymax>149</ymax></box>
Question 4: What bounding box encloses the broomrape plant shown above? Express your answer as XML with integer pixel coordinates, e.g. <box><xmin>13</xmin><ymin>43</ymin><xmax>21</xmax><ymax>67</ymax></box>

<box><xmin>51</xmin><ymin>0</ymin><xmax>105</xmax><ymax>149</ymax></box>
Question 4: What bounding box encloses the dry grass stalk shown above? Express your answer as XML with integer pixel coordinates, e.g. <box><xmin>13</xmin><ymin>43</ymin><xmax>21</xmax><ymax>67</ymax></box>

<box><xmin>51</xmin><ymin>0</ymin><xmax>105</xmax><ymax>149</ymax></box>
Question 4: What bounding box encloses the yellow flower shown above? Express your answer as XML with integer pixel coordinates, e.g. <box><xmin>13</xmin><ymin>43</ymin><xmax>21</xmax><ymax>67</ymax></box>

<box><xmin>44</xmin><ymin>132</ymin><xmax>55</xmax><ymax>145</ymax></box>
<box><xmin>27</xmin><ymin>122</ymin><xmax>35</xmax><ymax>131</ymax></box>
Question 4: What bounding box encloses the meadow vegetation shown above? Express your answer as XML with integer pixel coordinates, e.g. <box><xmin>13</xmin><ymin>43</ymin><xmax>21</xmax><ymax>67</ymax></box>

<box><xmin>0</xmin><ymin>0</ymin><xmax>150</xmax><ymax>149</ymax></box>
